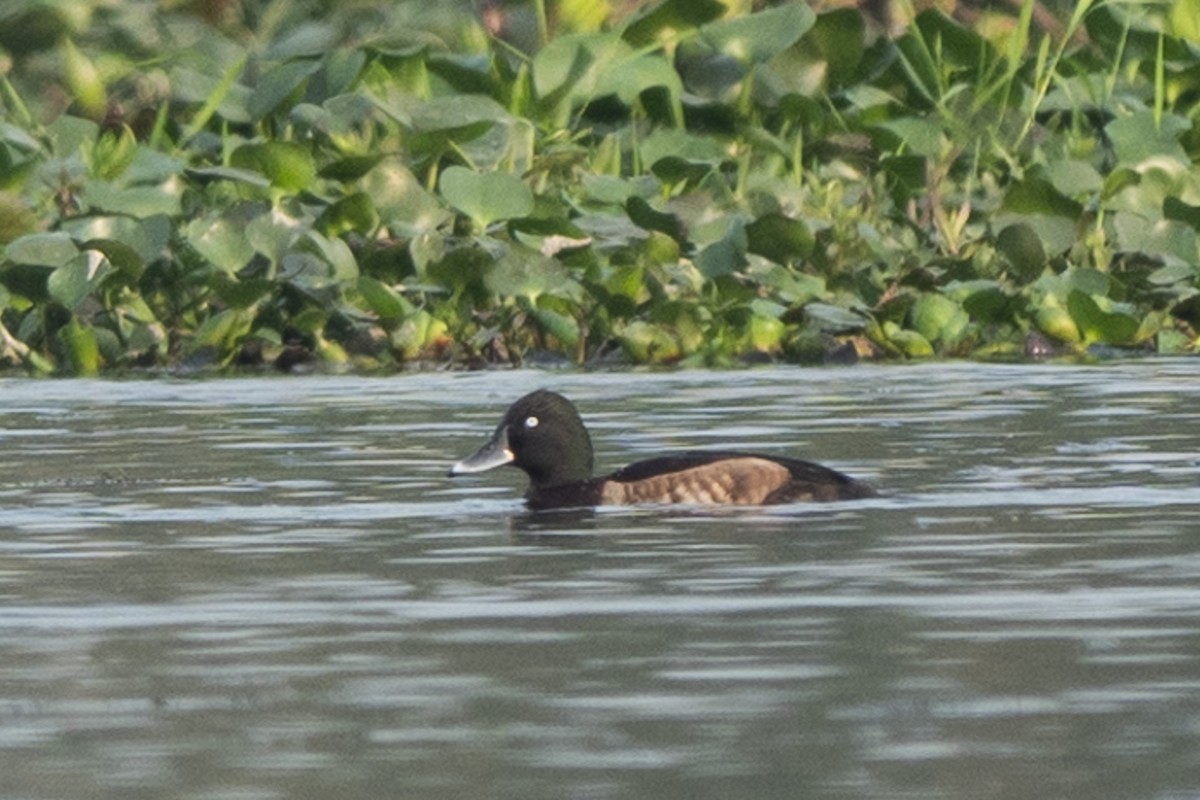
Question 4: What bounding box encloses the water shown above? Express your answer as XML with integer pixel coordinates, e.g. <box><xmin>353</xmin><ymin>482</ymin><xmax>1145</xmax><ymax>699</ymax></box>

<box><xmin>2</xmin><ymin>362</ymin><xmax>1199</xmax><ymax>800</ymax></box>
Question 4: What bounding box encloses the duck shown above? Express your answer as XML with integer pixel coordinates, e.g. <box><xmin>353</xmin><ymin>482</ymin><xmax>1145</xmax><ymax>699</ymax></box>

<box><xmin>448</xmin><ymin>390</ymin><xmax>876</xmax><ymax>510</ymax></box>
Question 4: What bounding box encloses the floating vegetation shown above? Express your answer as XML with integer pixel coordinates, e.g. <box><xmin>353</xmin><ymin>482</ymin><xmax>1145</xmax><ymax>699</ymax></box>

<box><xmin>1</xmin><ymin>0</ymin><xmax>1198</xmax><ymax>373</ymax></box>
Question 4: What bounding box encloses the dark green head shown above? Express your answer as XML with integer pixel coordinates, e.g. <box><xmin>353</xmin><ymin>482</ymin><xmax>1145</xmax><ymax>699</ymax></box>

<box><xmin>449</xmin><ymin>390</ymin><xmax>595</xmax><ymax>488</ymax></box>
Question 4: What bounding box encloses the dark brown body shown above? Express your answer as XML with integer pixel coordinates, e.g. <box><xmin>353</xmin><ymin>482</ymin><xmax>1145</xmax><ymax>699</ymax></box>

<box><xmin>525</xmin><ymin>451</ymin><xmax>877</xmax><ymax>510</ymax></box>
<box><xmin>451</xmin><ymin>390</ymin><xmax>877</xmax><ymax>510</ymax></box>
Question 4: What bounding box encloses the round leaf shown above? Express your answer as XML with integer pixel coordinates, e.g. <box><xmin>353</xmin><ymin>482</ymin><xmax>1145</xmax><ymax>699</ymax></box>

<box><xmin>1067</xmin><ymin>290</ymin><xmax>1140</xmax><ymax>345</ymax></box>
<box><xmin>5</xmin><ymin>233</ymin><xmax>78</xmax><ymax>268</ymax></box>
<box><xmin>362</xmin><ymin>160</ymin><xmax>449</xmax><ymax>234</ymax></box>
<box><xmin>745</xmin><ymin>214</ymin><xmax>814</xmax><ymax>264</ymax></box>
<box><xmin>996</xmin><ymin>223</ymin><xmax>1046</xmax><ymax>282</ymax></box>
<box><xmin>231</xmin><ymin>142</ymin><xmax>317</xmax><ymax>193</ymax></box>
<box><xmin>884</xmin><ymin>325</ymin><xmax>933</xmax><ymax>358</ymax></box>
<box><xmin>699</xmin><ymin>3</ymin><xmax>815</xmax><ymax>65</ymax></box>
<box><xmin>439</xmin><ymin>167</ymin><xmax>533</xmax><ymax>228</ymax></box>
<box><xmin>910</xmin><ymin>293</ymin><xmax>965</xmax><ymax>343</ymax></box>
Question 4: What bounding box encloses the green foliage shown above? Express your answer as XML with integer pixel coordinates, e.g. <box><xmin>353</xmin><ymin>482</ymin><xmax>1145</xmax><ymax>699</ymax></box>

<box><xmin>1</xmin><ymin>0</ymin><xmax>1199</xmax><ymax>373</ymax></box>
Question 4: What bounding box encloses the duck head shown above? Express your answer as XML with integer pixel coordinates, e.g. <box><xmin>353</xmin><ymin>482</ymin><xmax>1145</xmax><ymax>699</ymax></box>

<box><xmin>449</xmin><ymin>390</ymin><xmax>595</xmax><ymax>488</ymax></box>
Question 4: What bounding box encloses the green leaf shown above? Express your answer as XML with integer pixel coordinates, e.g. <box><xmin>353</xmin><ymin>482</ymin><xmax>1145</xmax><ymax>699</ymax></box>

<box><xmin>266</xmin><ymin>25</ymin><xmax>339</xmax><ymax>60</ymax></box>
<box><xmin>62</xmin><ymin>215</ymin><xmax>171</xmax><ymax>265</ymax></box>
<box><xmin>1169</xmin><ymin>0</ymin><xmax>1200</xmax><ymax>40</ymax></box>
<box><xmin>357</xmin><ymin>276</ymin><xmax>413</xmax><ymax>319</ymax></box>
<box><xmin>362</xmin><ymin>160</ymin><xmax>449</xmax><ymax>234</ymax></box>
<box><xmin>531</xmin><ymin>306</ymin><xmax>580</xmax><ymax>349</ymax></box>
<box><xmin>625</xmin><ymin>196</ymin><xmax>687</xmax><ymax>244</ymax></box>
<box><xmin>280</xmin><ymin>251</ymin><xmax>335</xmax><ymax>293</ymax></box>
<box><xmin>802</xmin><ymin>8</ymin><xmax>866</xmax><ymax>88</ymax></box>
<box><xmin>82</xmin><ymin>180</ymin><xmax>182</xmax><ymax>218</ymax></box>
<box><xmin>1158</xmin><ymin>327</ymin><xmax>1191</xmax><ymax>355</ymax></box>
<box><xmin>186</xmin><ymin>166</ymin><xmax>272</xmax><ymax>188</ymax></box>
<box><xmin>210</xmin><ymin>274</ymin><xmax>272</xmax><ymax>309</ymax></box>
<box><xmin>746</xmin><ymin>311</ymin><xmax>785</xmax><ymax>352</ymax></box>
<box><xmin>956</xmin><ymin>281</ymin><xmax>1015</xmax><ymax>324</ymax></box>
<box><xmin>533</xmin><ymin>32</ymin><xmax>614</xmax><ymax>101</ymax></box>
<box><xmin>909</xmin><ymin>293</ymin><xmax>968</xmax><ymax>345</ymax></box>
<box><xmin>1164</xmin><ymin>197</ymin><xmax>1200</xmax><ymax>231</ymax></box>
<box><xmin>911</xmin><ymin>8</ymin><xmax>996</xmax><ymax>70</ymax></box>
<box><xmin>231</xmin><ymin>141</ymin><xmax>317</xmax><ymax>194</ymax></box>
<box><xmin>80</xmin><ymin>238</ymin><xmax>144</xmax><ymax>284</ymax></box>
<box><xmin>61</xmin><ymin>39</ymin><xmax>107</xmax><ymax>120</ymax></box>
<box><xmin>124</xmin><ymin>149</ymin><xmax>187</xmax><ymax>184</ymax></box>
<box><xmin>48</xmin><ymin>252</ymin><xmax>111</xmax><ymax>310</ymax></box>
<box><xmin>1148</xmin><ymin>264</ymin><xmax>1196</xmax><ymax>285</ymax></box>
<box><xmin>318</xmin><ymin>155</ymin><xmax>384</xmax><ymax>182</ymax></box>
<box><xmin>745</xmin><ymin>214</ymin><xmax>814</xmax><ymax>264</ymax></box>
<box><xmin>883</xmin><ymin>322</ymin><xmax>934</xmax><ymax>357</ymax></box>
<box><xmin>1112</xmin><ymin>211</ymin><xmax>1196</xmax><ymax>266</ymax></box>
<box><xmin>407</xmin><ymin>94</ymin><xmax>510</xmax><ymax>135</ymax></box>
<box><xmin>1067</xmin><ymin>290</ymin><xmax>1139</xmax><ymax>345</ymax></box>
<box><xmin>619</xmin><ymin>320</ymin><xmax>680</xmax><ymax>363</ymax></box>
<box><xmin>184</xmin><ymin>212</ymin><xmax>256</xmax><ymax>276</ymax></box>
<box><xmin>298</xmin><ymin>231</ymin><xmax>358</xmax><ymax>283</ymax></box>
<box><xmin>638</xmin><ymin>129</ymin><xmax>726</xmax><ymax>171</ymax></box>
<box><xmin>175</xmin><ymin>54</ymin><xmax>252</xmax><ymax>138</ymax></box>
<box><xmin>804</xmin><ymin>302</ymin><xmax>869</xmax><ymax>333</ymax></box>
<box><xmin>439</xmin><ymin>167</ymin><xmax>533</xmax><ymax>228</ymax></box>
<box><xmin>1001</xmin><ymin>176</ymin><xmax>1083</xmax><ymax>217</ymax></box>
<box><xmin>248</xmin><ymin>58</ymin><xmax>321</xmax><ymax>119</ymax></box>
<box><xmin>1105</xmin><ymin>111</ymin><xmax>1190</xmax><ymax>166</ymax></box>
<box><xmin>245</xmin><ymin>209</ymin><xmax>298</xmax><ymax>265</ymax></box>
<box><xmin>699</xmin><ymin>2</ymin><xmax>815</xmax><ymax>64</ymax></box>
<box><xmin>486</xmin><ymin>244</ymin><xmax>576</xmax><ymax>299</ymax></box>
<box><xmin>0</xmin><ymin>189</ymin><xmax>35</xmax><ymax>241</ymax></box>
<box><xmin>1100</xmin><ymin>168</ymin><xmax>1141</xmax><ymax>203</ymax></box>
<box><xmin>622</xmin><ymin>0</ymin><xmax>726</xmax><ymax>47</ymax></box>
<box><xmin>532</xmin><ymin>32</ymin><xmax>675</xmax><ymax>123</ymax></box>
<box><xmin>320</xmin><ymin>48</ymin><xmax>367</xmax><ymax>96</ymax></box>
<box><xmin>593</xmin><ymin>53</ymin><xmax>682</xmax><ymax>113</ymax></box>
<box><xmin>753</xmin><ymin>264</ymin><xmax>824</xmax><ymax>304</ymax></box>
<box><xmin>1045</xmin><ymin>159</ymin><xmax>1103</xmax><ymax>197</ymax></box>
<box><xmin>191</xmin><ymin>307</ymin><xmax>255</xmax><ymax>352</ymax></box>
<box><xmin>696</xmin><ymin>225</ymin><xmax>747</xmax><ymax>278</ymax></box>
<box><xmin>47</xmin><ymin>114</ymin><xmax>98</xmax><ymax>158</ymax></box>
<box><xmin>881</xmin><ymin>155</ymin><xmax>927</xmax><ymax>204</ymax></box>
<box><xmin>318</xmin><ymin>192</ymin><xmax>378</xmax><ymax>235</ymax></box>
<box><xmin>876</xmin><ymin>118</ymin><xmax>943</xmax><ymax>158</ymax></box>
<box><xmin>995</xmin><ymin>177</ymin><xmax>1084</xmax><ymax>255</ymax></box>
<box><xmin>92</xmin><ymin>125</ymin><xmax>138</xmax><ymax>180</ymax></box>
<box><xmin>0</xmin><ymin>264</ymin><xmax>52</xmax><ymax>303</ymax></box>
<box><xmin>58</xmin><ymin>316</ymin><xmax>100</xmax><ymax>375</ymax></box>
<box><xmin>1063</xmin><ymin>267</ymin><xmax>1111</xmax><ymax>298</ymax></box>
<box><xmin>5</xmin><ymin>232</ymin><xmax>77</xmax><ymax>267</ymax></box>
<box><xmin>0</xmin><ymin>123</ymin><xmax>39</xmax><ymax>152</ymax></box>
<box><xmin>995</xmin><ymin>223</ymin><xmax>1046</xmax><ymax>282</ymax></box>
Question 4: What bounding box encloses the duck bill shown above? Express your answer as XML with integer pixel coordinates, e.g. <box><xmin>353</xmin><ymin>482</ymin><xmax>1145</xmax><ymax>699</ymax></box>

<box><xmin>449</xmin><ymin>426</ymin><xmax>514</xmax><ymax>475</ymax></box>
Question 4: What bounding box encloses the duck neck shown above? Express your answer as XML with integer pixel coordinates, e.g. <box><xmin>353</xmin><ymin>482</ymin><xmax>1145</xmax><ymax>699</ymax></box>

<box><xmin>527</xmin><ymin>430</ymin><xmax>593</xmax><ymax>488</ymax></box>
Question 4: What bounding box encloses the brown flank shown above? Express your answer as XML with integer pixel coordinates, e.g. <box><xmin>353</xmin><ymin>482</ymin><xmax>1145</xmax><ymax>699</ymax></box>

<box><xmin>601</xmin><ymin>457</ymin><xmax>812</xmax><ymax>505</ymax></box>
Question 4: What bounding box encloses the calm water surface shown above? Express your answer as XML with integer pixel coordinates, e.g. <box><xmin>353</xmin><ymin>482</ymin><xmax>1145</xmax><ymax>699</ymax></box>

<box><xmin>2</xmin><ymin>363</ymin><xmax>1199</xmax><ymax>800</ymax></box>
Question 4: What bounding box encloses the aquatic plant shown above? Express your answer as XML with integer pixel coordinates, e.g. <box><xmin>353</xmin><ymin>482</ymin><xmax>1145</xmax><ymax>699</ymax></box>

<box><xmin>1</xmin><ymin>0</ymin><xmax>1198</xmax><ymax>373</ymax></box>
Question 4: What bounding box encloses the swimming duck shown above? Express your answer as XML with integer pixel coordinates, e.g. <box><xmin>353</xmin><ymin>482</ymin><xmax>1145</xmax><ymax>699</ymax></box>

<box><xmin>449</xmin><ymin>390</ymin><xmax>875</xmax><ymax>509</ymax></box>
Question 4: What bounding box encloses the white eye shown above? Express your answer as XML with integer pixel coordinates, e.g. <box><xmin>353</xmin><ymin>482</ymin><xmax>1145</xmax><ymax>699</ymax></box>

<box><xmin>524</xmin><ymin>416</ymin><xmax>539</xmax><ymax>429</ymax></box>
